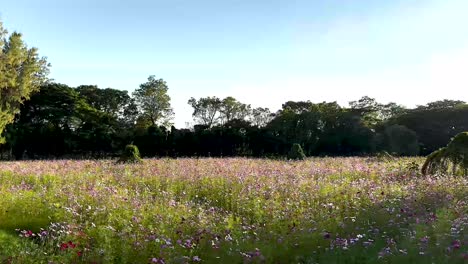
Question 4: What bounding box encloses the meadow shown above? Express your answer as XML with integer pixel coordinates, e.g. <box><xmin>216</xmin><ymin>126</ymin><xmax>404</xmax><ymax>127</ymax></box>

<box><xmin>0</xmin><ymin>158</ymin><xmax>466</xmax><ymax>263</ymax></box>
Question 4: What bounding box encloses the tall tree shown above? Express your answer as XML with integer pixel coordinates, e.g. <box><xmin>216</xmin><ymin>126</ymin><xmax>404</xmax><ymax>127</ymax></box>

<box><xmin>282</xmin><ymin>101</ymin><xmax>314</xmax><ymax>114</ymax></box>
<box><xmin>133</xmin><ymin>75</ymin><xmax>174</xmax><ymax>127</ymax></box>
<box><xmin>389</xmin><ymin>104</ymin><xmax>468</xmax><ymax>154</ymax></box>
<box><xmin>349</xmin><ymin>96</ymin><xmax>407</xmax><ymax>126</ymax></box>
<box><xmin>250</xmin><ymin>107</ymin><xmax>273</xmax><ymax>127</ymax></box>
<box><xmin>7</xmin><ymin>83</ymin><xmax>86</xmax><ymax>158</ymax></box>
<box><xmin>0</xmin><ymin>20</ymin><xmax>49</xmax><ymax>143</ymax></box>
<box><xmin>379</xmin><ymin>102</ymin><xmax>407</xmax><ymax>120</ymax></box>
<box><xmin>76</xmin><ymin>85</ymin><xmax>138</xmax><ymax>125</ymax></box>
<box><xmin>219</xmin><ymin>96</ymin><xmax>251</xmax><ymax>124</ymax></box>
<box><xmin>349</xmin><ymin>96</ymin><xmax>380</xmax><ymax>127</ymax></box>
<box><xmin>416</xmin><ymin>99</ymin><xmax>466</xmax><ymax>110</ymax></box>
<box><xmin>188</xmin><ymin>96</ymin><xmax>222</xmax><ymax>128</ymax></box>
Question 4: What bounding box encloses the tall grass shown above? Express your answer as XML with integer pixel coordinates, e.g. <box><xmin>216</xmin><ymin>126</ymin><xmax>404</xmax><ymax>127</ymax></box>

<box><xmin>0</xmin><ymin>158</ymin><xmax>466</xmax><ymax>263</ymax></box>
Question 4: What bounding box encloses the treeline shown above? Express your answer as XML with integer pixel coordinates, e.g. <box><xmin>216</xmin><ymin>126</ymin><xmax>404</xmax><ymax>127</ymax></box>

<box><xmin>1</xmin><ymin>20</ymin><xmax>467</xmax><ymax>160</ymax></box>
<box><xmin>0</xmin><ymin>77</ymin><xmax>467</xmax><ymax>160</ymax></box>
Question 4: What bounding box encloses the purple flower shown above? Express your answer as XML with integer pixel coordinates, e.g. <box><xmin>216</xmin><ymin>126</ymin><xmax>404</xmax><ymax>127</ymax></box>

<box><xmin>420</xmin><ymin>236</ymin><xmax>429</xmax><ymax>243</ymax></box>
<box><xmin>451</xmin><ymin>240</ymin><xmax>461</xmax><ymax>249</ymax></box>
<box><xmin>150</xmin><ymin>258</ymin><xmax>165</xmax><ymax>264</ymax></box>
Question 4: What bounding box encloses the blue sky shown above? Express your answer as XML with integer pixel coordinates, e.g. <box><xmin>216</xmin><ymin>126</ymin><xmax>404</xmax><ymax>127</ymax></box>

<box><xmin>2</xmin><ymin>0</ymin><xmax>468</xmax><ymax>128</ymax></box>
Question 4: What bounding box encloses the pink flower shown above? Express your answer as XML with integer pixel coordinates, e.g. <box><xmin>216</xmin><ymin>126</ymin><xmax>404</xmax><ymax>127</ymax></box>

<box><xmin>451</xmin><ymin>240</ymin><xmax>461</xmax><ymax>249</ymax></box>
<box><xmin>68</xmin><ymin>241</ymin><xmax>77</xmax><ymax>249</ymax></box>
<box><xmin>60</xmin><ymin>243</ymin><xmax>68</xmax><ymax>251</ymax></box>
<box><xmin>150</xmin><ymin>258</ymin><xmax>165</xmax><ymax>264</ymax></box>
<box><xmin>23</xmin><ymin>230</ymin><xmax>34</xmax><ymax>238</ymax></box>
<box><xmin>60</xmin><ymin>241</ymin><xmax>76</xmax><ymax>251</ymax></box>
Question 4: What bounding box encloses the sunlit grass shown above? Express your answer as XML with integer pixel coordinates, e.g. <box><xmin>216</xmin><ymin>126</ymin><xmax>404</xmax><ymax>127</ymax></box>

<box><xmin>0</xmin><ymin>158</ymin><xmax>466</xmax><ymax>263</ymax></box>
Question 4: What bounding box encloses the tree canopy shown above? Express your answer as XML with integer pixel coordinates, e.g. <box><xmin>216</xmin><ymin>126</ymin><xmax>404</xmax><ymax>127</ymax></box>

<box><xmin>1</xmin><ymin>20</ymin><xmax>467</xmax><ymax>160</ymax></box>
<box><xmin>133</xmin><ymin>76</ymin><xmax>173</xmax><ymax>127</ymax></box>
<box><xmin>1</xmin><ymin>80</ymin><xmax>466</xmax><ymax>160</ymax></box>
<box><xmin>0</xmin><ymin>20</ymin><xmax>49</xmax><ymax>143</ymax></box>
<box><xmin>188</xmin><ymin>96</ymin><xmax>222</xmax><ymax>128</ymax></box>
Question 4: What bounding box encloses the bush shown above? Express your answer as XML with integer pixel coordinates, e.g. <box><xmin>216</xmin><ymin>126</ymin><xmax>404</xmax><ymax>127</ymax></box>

<box><xmin>288</xmin><ymin>143</ymin><xmax>306</xmax><ymax>160</ymax></box>
<box><xmin>117</xmin><ymin>145</ymin><xmax>142</xmax><ymax>164</ymax></box>
<box><xmin>405</xmin><ymin>161</ymin><xmax>421</xmax><ymax>177</ymax></box>
<box><xmin>422</xmin><ymin>132</ymin><xmax>468</xmax><ymax>176</ymax></box>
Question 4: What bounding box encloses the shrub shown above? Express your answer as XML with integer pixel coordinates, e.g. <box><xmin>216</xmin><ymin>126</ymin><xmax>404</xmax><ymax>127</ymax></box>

<box><xmin>404</xmin><ymin>161</ymin><xmax>421</xmax><ymax>177</ymax></box>
<box><xmin>288</xmin><ymin>143</ymin><xmax>306</xmax><ymax>160</ymax></box>
<box><xmin>117</xmin><ymin>145</ymin><xmax>142</xmax><ymax>164</ymax></box>
<box><xmin>422</xmin><ymin>132</ymin><xmax>468</xmax><ymax>176</ymax></box>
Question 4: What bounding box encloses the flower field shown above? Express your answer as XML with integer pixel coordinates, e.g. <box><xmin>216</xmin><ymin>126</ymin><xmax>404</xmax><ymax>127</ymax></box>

<box><xmin>0</xmin><ymin>158</ymin><xmax>466</xmax><ymax>263</ymax></box>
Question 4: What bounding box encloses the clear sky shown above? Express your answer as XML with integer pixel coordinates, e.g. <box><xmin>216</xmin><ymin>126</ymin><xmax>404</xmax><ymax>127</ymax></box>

<box><xmin>1</xmin><ymin>0</ymin><xmax>468</xmax><ymax>128</ymax></box>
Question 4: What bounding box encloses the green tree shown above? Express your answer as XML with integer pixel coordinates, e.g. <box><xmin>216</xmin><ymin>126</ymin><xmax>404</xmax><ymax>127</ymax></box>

<box><xmin>250</xmin><ymin>107</ymin><xmax>273</xmax><ymax>127</ymax></box>
<box><xmin>133</xmin><ymin>76</ymin><xmax>173</xmax><ymax>127</ymax></box>
<box><xmin>188</xmin><ymin>96</ymin><xmax>222</xmax><ymax>127</ymax></box>
<box><xmin>417</xmin><ymin>99</ymin><xmax>465</xmax><ymax>110</ymax></box>
<box><xmin>0</xmin><ymin>20</ymin><xmax>49</xmax><ymax>143</ymax></box>
<box><xmin>76</xmin><ymin>85</ymin><xmax>130</xmax><ymax>115</ymax></box>
<box><xmin>349</xmin><ymin>96</ymin><xmax>406</xmax><ymax>125</ymax></box>
<box><xmin>282</xmin><ymin>101</ymin><xmax>314</xmax><ymax>114</ymax></box>
<box><xmin>349</xmin><ymin>96</ymin><xmax>381</xmax><ymax>127</ymax></box>
<box><xmin>267</xmin><ymin>101</ymin><xmax>332</xmax><ymax>155</ymax></box>
<box><xmin>382</xmin><ymin>124</ymin><xmax>419</xmax><ymax>156</ymax></box>
<box><xmin>379</xmin><ymin>102</ymin><xmax>407</xmax><ymax>120</ymax></box>
<box><xmin>7</xmin><ymin>83</ymin><xmax>85</xmax><ymax>158</ymax></box>
<box><xmin>219</xmin><ymin>96</ymin><xmax>251</xmax><ymax>124</ymax></box>
<box><xmin>76</xmin><ymin>85</ymin><xmax>138</xmax><ymax>126</ymax></box>
<box><xmin>390</xmin><ymin>104</ymin><xmax>468</xmax><ymax>154</ymax></box>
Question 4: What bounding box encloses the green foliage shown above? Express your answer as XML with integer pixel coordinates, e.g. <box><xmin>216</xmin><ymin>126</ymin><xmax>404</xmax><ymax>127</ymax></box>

<box><xmin>76</xmin><ymin>85</ymin><xmax>138</xmax><ymax>125</ymax></box>
<box><xmin>349</xmin><ymin>96</ymin><xmax>407</xmax><ymax>127</ymax></box>
<box><xmin>403</xmin><ymin>160</ymin><xmax>421</xmax><ymax>177</ymax></box>
<box><xmin>188</xmin><ymin>96</ymin><xmax>222</xmax><ymax>127</ymax></box>
<box><xmin>288</xmin><ymin>143</ymin><xmax>306</xmax><ymax>160</ymax></box>
<box><xmin>0</xmin><ymin>191</ymin><xmax>54</xmax><ymax>233</ymax></box>
<box><xmin>117</xmin><ymin>144</ymin><xmax>142</xmax><ymax>163</ymax></box>
<box><xmin>268</xmin><ymin>101</ymin><xmax>375</xmax><ymax>156</ymax></box>
<box><xmin>2</xmin><ymin>81</ymin><xmax>467</xmax><ymax>159</ymax></box>
<box><xmin>0</xmin><ymin>20</ymin><xmax>50</xmax><ymax>143</ymax></box>
<box><xmin>390</xmin><ymin>103</ymin><xmax>468</xmax><ymax>155</ymax></box>
<box><xmin>422</xmin><ymin>132</ymin><xmax>468</xmax><ymax>176</ymax></box>
<box><xmin>422</xmin><ymin>147</ymin><xmax>447</xmax><ymax>175</ymax></box>
<box><xmin>383</xmin><ymin>124</ymin><xmax>420</xmax><ymax>156</ymax></box>
<box><xmin>0</xmin><ymin>158</ymin><xmax>465</xmax><ymax>263</ymax></box>
<box><xmin>219</xmin><ymin>96</ymin><xmax>251</xmax><ymax>124</ymax></box>
<box><xmin>349</xmin><ymin>96</ymin><xmax>381</xmax><ymax>127</ymax></box>
<box><xmin>133</xmin><ymin>75</ymin><xmax>173</xmax><ymax>127</ymax></box>
<box><xmin>417</xmin><ymin>99</ymin><xmax>465</xmax><ymax>110</ymax></box>
<box><xmin>251</xmin><ymin>107</ymin><xmax>273</xmax><ymax>127</ymax></box>
<box><xmin>188</xmin><ymin>96</ymin><xmax>252</xmax><ymax>128</ymax></box>
<box><xmin>0</xmin><ymin>231</ymin><xmax>22</xmax><ymax>257</ymax></box>
<box><xmin>6</xmin><ymin>83</ymin><xmax>100</xmax><ymax>158</ymax></box>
